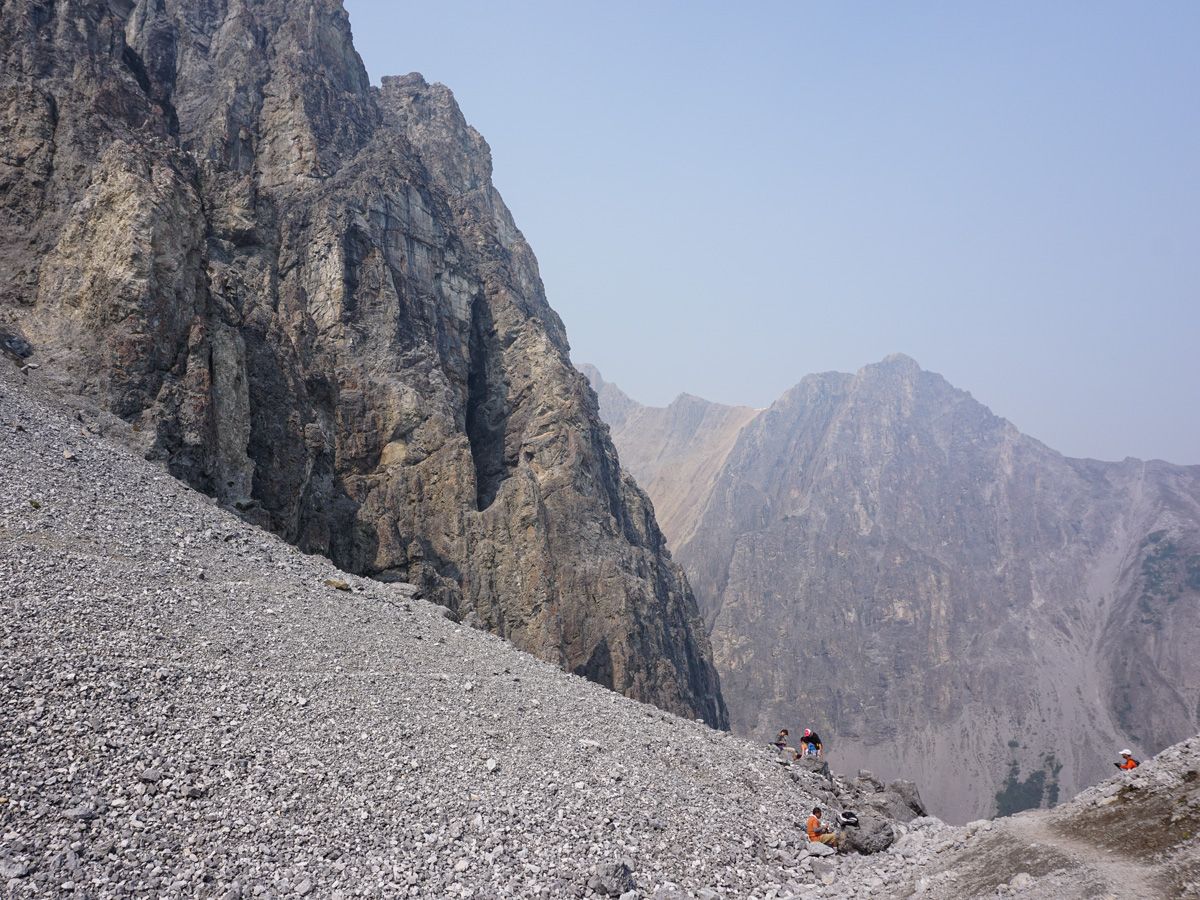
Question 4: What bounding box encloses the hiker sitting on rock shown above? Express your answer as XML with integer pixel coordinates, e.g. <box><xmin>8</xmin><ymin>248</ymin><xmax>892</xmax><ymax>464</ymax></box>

<box><xmin>1115</xmin><ymin>748</ymin><xmax>1139</xmax><ymax>770</ymax></box>
<box><xmin>801</xmin><ymin>728</ymin><xmax>823</xmax><ymax>758</ymax></box>
<box><xmin>806</xmin><ymin>806</ymin><xmax>842</xmax><ymax>850</ymax></box>
<box><xmin>773</xmin><ymin>728</ymin><xmax>790</xmax><ymax>752</ymax></box>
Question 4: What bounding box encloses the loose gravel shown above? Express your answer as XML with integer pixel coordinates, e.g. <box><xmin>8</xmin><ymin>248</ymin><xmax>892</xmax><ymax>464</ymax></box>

<box><xmin>1</xmin><ymin>369</ymin><xmax>860</xmax><ymax>898</ymax></box>
<box><xmin>804</xmin><ymin>738</ymin><xmax>1200</xmax><ymax>899</ymax></box>
<box><xmin>13</xmin><ymin>366</ymin><xmax>1187</xmax><ymax>899</ymax></box>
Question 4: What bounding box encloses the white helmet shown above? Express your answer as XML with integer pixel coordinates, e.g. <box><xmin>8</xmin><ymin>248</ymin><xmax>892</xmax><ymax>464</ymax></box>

<box><xmin>1120</xmin><ymin>749</ymin><xmax>1132</xmax><ymax>756</ymax></box>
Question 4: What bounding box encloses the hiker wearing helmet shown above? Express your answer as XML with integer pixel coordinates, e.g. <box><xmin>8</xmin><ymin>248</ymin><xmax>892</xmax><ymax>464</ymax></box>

<box><xmin>801</xmin><ymin>728</ymin><xmax>823</xmax><ymax>758</ymax></box>
<box><xmin>1115</xmin><ymin>749</ymin><xmax>1139</xmax><ymax>770</ymax></box>
<box><xmin>806</xmin><ymin>806</ymin><xmax>842</xmax><ymax>850</ymax></box>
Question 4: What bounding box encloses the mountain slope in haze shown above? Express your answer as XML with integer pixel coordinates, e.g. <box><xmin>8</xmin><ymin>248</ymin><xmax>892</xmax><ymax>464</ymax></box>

<box><xmin>587</xmin><ymin>356</ymin><xmax>1200</xmax><ymax>822</ymax></box>
<box><xmin>0</xmin><ymin>0</ymin><xmax>724</xmax><ymax>725</ymax></box>
<box><xmin>580</xmin><ymin>364</ymin><xmax>759</xmax><ymax>548</ymax></box>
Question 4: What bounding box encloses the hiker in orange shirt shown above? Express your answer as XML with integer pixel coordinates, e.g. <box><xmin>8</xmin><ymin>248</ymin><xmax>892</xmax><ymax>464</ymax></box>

<box><xmin>1115</xmin><ymin>749</ymin><xmax>1139</xmax><ymax>770</ymax></box>
<box><xmin>806</xmin><ymin>806</ymin><xmax>842</xmax><ymax>850</ymax></box>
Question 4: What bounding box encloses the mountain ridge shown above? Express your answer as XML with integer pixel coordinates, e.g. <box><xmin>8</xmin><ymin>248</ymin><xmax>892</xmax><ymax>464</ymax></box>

<box><xmin>579</xmin><ymin>363</ymin><xmax>759</xmax><ymax>549</ymax></box>
<box><xmin>584</xmin><ymin>356</ymin><xmax>1200</xmax><ymax>822</ymax></box>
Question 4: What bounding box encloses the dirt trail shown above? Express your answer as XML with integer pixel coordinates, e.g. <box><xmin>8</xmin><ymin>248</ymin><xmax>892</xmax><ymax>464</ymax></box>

<box><xmin>1000</xmin><ymin>814</ymin><xmax>1167</xmax><ymax>899</ymax></box>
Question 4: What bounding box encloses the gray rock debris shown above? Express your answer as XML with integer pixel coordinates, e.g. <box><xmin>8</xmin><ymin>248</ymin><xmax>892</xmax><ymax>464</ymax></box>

<box><xmin>0</xmin><ymin>370</ymin><xmax>897</xmax><ymax>898</ymax></box>
<box><xmin>589</xmin><ymin>859</ymin><xmax>636</xmax><ymax>896</ymax></box>
<box><xmin>813</xmin><ymin>735</ymin><xmax>1200</xmax><ymax>899</ymax></box>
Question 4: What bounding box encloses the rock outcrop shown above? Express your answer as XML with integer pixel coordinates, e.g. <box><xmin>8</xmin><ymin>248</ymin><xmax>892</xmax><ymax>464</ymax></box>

<box><xmin>586</xmin><ymin>357</ymin><xmax>1200</xmax><ymax>821</ymax></box>
<box><xmin>0</xmin><ymin>0</ymin><xmax>724</xmax><ymax>725</ymax></box>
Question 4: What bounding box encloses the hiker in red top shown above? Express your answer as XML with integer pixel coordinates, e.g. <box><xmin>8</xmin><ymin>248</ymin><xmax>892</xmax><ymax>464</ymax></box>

<box><xmin>806</xmin><ymin>806</ymin><xmax>842</xmax><ymax>849</ymax></box>
<box><xmin>801</xmin><ymin>728</ymin><xmax>823</xmax><ymax>758</ymax></box>
<box><xmin>1115</xmin><ymin>749</ymin><xmax>1139</xmax><ymax>770</ymax></box>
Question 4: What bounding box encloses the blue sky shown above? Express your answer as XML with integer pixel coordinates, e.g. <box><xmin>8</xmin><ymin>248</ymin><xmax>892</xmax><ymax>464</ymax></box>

<box><xmin>345</xmin><ymin>1</ymin><xmax>1199</xmax><ymax>463</ymax></box>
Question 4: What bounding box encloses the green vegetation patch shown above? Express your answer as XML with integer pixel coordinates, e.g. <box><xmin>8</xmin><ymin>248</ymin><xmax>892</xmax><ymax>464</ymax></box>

<box><xmin>1137</xmin><ymin>532</ymin><xmax>1200</xmax><ymax>606</ymax></box>
<box><xmin>994</xmin><ymin>753</ymin><xmax>1062</xmax><ymax>816</ymax></box>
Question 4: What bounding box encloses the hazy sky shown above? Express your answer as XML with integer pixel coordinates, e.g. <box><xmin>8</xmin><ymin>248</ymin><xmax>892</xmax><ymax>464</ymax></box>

<box><xmin>345</xmin><ymin>1</ymin><xmax>1199</xmax><ymax>463</ymax></box>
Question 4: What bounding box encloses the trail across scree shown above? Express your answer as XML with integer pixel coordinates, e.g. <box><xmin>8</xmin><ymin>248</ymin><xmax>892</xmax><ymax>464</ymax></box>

<box><xmin>1003</xmin><ymin>814</ymin><xmax>1166</xmax><ymax>899</ymax></box>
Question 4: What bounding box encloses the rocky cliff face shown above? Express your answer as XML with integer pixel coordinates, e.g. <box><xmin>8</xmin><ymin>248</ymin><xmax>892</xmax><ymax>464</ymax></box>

<box><xmin>0</xmin><ymin>0</ymin><xmax>725</xmax><ymax>726</ymax></box>
<box><xmin>588</xmin><ymin>356</ymin><xmax>1200</xmax><ymax>821</ymax></box>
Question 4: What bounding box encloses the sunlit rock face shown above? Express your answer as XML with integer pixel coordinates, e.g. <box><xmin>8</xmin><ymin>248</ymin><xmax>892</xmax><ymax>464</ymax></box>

<box><xmin>588</xmin><ymin>356</ymin><xmax>1200</xmax><ymax>821</ymax></box>
<box><xmin>578</xmin><ymin>364</ymin><xmax>759</xmax><ymax>549</ymax></box>
<box><xmin>0</xmin><ymin>0</ymin><xmax>726</xmax><ymax>727</ymax></box>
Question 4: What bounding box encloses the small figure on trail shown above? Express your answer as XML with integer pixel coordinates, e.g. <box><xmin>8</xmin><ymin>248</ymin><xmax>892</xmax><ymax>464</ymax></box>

<box><xmin>806</xmin><ymin>806</ymin><xmax>842</xmax><ymax>850</ymax></box>
<box><xmin>773</xmin><ymin>728</ymin><xmax>790</xmax><ymax>751</ymax></box>
<box><xmin>1115</xmin><ymin>749</ymin><xmax>1139</xmax><ymax>770</ymax></box>
<box><xmin>801</xmin><ymin>728</ymin><xmax>823</xmax><ymax>758</ymax></box>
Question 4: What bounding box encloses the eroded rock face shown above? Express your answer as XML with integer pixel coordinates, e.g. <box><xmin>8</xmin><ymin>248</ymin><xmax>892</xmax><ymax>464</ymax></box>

<box><xmin>588</xmin><ymin>356</ymin><xmax>1200</xmax><ymax>820</ymax></box>
<box><xmin>0</xmin><ymin>0</ymin><xmax>725</xmax><ymax>726</ymax></box>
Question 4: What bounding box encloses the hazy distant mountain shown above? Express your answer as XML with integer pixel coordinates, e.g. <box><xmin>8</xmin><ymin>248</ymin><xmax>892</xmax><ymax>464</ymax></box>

<box><xmin>578</xmin><ymin>365</ymin><xmax>758</xmax><ymax>547</ymax></box>
<box><xmin>584</xmin><ymin>356</ymin><xmax>1200</xmax><ymax>822</ymax></box>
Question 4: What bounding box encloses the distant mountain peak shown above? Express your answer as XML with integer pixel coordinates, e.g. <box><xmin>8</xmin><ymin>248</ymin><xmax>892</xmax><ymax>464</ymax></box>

<box><xmin>591</xmin><ymin>355</ymin><xmax>1200</xmax><ymax>823</ymax></box>
<box><xmin>578</xmin><ymin>363</ymin><xmax>640</xmax><ymax>430</ymax></box>
<box><xmin>876</xmin><ymin>351</ymin><xmax>922</xmax><ymax>369</ymax></box>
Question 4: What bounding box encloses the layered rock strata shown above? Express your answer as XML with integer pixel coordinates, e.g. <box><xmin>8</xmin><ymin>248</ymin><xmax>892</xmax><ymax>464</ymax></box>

<box><xmin>0</xmin><ymin>0</ymin><xmax>724</xmax><ymax>725</ymax></box>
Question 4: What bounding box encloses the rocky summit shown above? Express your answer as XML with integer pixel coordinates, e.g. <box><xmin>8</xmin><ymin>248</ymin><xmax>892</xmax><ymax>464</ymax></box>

<box><xmin>585</xmin><ymin>357</ymin><xmax>1200</xmax><ymax>823</ymax></box>
<box><xmin>0</xmin><ymin>0</ymin><xmax>724</xmax><ymax>726</ymax></box>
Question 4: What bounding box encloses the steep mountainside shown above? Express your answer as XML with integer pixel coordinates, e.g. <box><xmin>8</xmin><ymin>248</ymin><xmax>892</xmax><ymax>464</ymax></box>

<box><xmin>589</xmin><ymin>356</ymin><xmax>1200</xmax><ymax>822</ymax></box>
<box><xmin>5</xmin><ymin>336</ymin><xmax>1196</xmax><ymax>900</ymax></box>
<box><xmin>0</xmin><ymin>0</ymin><xmax>724</xmax><ymax>725</ymax></box>
<box><xmin>0</xmin><ymin>366</ymin><xmax>916</xmax><ymax>898</ymax></box>
<box><xmin>580</xmin><ymin>365</ymin><xmax>759</xmax><ymax>548</ymax></box>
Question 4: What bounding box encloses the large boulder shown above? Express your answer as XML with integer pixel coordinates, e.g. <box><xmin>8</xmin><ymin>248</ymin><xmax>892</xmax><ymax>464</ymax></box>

<box><xmin>843</xmin><ymin>811</ymin><xmax>896</xmax><ymax>854</ymax></box>
<box><xmin>794</xmin><ymin>756</ymin><xmax>832</xmax><ymax>778</ymax></box>
<box><xmin>853</xmin><ymin>769</ymin><xmax>886</xmax><ymax>793</ymax></box>
<box><xmin>885</xmin><ymin>779</ymin><xmax>929</xmax><ymax>821</ymax></box>
<box><xmin>588</xmin><ymin>859</ymin><xmax>635</xmax><ymax>896</ymax></box>
<box><xmin>858</xmin><ymin>778</ymin><xmax>928</xmax><ymax>824</ymax></box>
